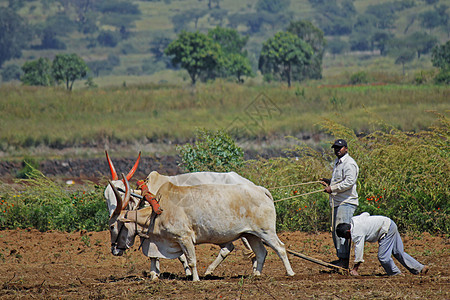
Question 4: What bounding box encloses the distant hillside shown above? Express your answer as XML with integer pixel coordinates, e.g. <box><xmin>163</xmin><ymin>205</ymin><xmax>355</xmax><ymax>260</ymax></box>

<box><xmin>1</xmin><ymin>0</ymin><xmax>449</xmax><ymax>86</ymax></box>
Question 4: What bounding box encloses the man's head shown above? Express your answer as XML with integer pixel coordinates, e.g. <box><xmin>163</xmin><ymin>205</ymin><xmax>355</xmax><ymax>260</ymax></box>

<box><xmin>336</xmin><ymin>223</ymin><xmax>351</xmax><ymax>239</ymax></box>
<box><xmin>332</xmin><ymin>139</ymin><xmax>348</xmax><ymax>158</ymax></box>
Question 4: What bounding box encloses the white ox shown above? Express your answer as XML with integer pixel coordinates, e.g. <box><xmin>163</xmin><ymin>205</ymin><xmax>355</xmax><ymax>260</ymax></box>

<box><xmin>143</xmin><ymin>171</ymin><xmax>274</xmax><ymax>278</ymax></box>
<box><xmin>111</xmin><ymin>176</ymin><xmax>295</xmax><ymax>281</ymax></box>
<box><xmin>104</xmin><ymin>152</ymin><xmax>265</xmax><ymax>279</ymax></box>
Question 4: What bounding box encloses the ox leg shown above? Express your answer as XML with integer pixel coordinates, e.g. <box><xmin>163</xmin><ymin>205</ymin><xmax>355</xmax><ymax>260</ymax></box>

<box><xmin>205</xmin><ymin>242</ymin><xmax>235</xmax><ymax>276</ymax></box>
<box><xmin>242</xmin><ymin>234</ymin><xmax>267</xmax><ymax>276</ymax></box>
<box><xmin>179</xmin><ymin>238</ymin><xmax>199</xmax><ymax>281</ymax></box>
<box><xmin>149</xmin><ymin>258</ymin><xmax>160</xmax><ymax>281</ymax></box>
<box><xmin>259</xmin><ymin>233</ymin><xmax>295</xmax><ymax>276</ymax></box>
<box><xmin>178</xmin><ymin>254</ymin><xmax>192</xmax><ymax>276</ymax></box>
<box><xmin>240</xmin><ymin>237</ymin><xmax>257</xmax><ymax>274</ymax></box>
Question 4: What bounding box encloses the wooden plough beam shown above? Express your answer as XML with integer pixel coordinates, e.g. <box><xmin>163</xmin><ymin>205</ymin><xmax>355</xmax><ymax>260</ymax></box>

<box><xmin>287</xmin><ymin>249</ymin><xmax>349</xmax><ymax>275</ymax></box>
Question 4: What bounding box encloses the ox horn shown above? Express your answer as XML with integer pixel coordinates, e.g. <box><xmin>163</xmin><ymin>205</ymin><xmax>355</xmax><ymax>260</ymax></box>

<box><xmin>126</xmin><ymin>151</ymin><xmax>141</xmax><ymax>181</ymax></box>
<box><xmin>105</xmin><ymin>151</ymin><xmax>141</xmax><ymax>181</ymax></box>
<box><xmin>105</xmin><ymin>150</ymin><xmax>119</xmax><ymax>181</ymax></box>
<box><xmin>108</xmin><ymin>180</ymin><xmax>123</xmax><ymax>216</ymax></box>
<box><xmin>121</xmin><ymin>173</ymin><xmax>131</xmax><ymax>210</ymax></box>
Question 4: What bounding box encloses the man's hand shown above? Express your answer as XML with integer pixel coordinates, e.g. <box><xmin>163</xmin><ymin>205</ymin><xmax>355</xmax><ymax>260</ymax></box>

<box><xmin>324</xmin><ymin>186</ymin><xmax>332</xmax><ymax>194</ymax></box>
<box><xmin>319</xmin><ymin>178</ymin><xmax>331</xmax><ymax>186</ymax></box>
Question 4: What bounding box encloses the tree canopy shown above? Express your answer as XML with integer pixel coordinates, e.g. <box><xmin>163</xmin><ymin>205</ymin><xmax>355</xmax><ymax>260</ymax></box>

<box><xmin>287</xmin><ymin>20</ymin><xmax>325</xmax><ymax>80</ymax></box>
<box><xmin>258</xmin><ymin>31</ymin><xmax>313</xmax><ymax>87</ymax></box>
<box><xmin>52</xmin><ymin>53</ymin><xmax>89</xmax><ymax>90</ymax></box>
<box><xmin>0</xmin><ymin>7</ymin><xmax>30</xmax><ymax>67</ymax></box>
<box><xmin>431</xmin><ymin>41</ymin><xmax>450</xmax><ymax>84</ymax></box>
<box><xmin>165</xmin><ymin>31</ymin><xmax>221</xmax><ymax>85</ymax></box>
<box><xmin>21</xmin><ymin>57</ymin><xmax>53</xmax><ymax>86</ymax></box>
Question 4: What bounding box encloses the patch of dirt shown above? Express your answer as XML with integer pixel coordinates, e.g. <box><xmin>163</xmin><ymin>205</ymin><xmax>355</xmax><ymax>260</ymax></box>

<box><xmin>0</xmin><ymin>229</ymin><xmax>447</xmax><ymax>299</ymax></box>
<box><xmin>0</xmin><ymin>155</ymin><xmax>183</xmax><ymax>185</ymax></box>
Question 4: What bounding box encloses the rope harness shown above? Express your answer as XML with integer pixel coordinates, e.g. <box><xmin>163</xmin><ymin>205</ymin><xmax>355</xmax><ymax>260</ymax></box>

<box><xmin>269</xmin><ymin>181</ymin><xmax>324</xmax><ymax>203</ymax></box>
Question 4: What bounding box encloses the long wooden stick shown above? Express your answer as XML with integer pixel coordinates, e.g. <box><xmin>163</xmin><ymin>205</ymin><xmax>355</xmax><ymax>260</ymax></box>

<box><xmin>286</xmin><ymin>249</ymin><xmax>349</xmax><ymax>275</ymax></box>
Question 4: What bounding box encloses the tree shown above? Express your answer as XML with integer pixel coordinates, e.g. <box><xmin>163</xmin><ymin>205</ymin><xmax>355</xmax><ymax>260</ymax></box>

<box><xmin>259</xmin><ymin>31</ymin><xmax>313</xmax><ymax>87</ymax></box>
<box><xmin>431</xmin><ymin>41</ymin><xmax>450</xmax><ymax>84</ymax></box>
<box><xmin>327</xmin><ymin>38</ymin><xmax>348</xmax><ymax>57</ymax></box>
<box><xmin>365</xmin><ymin>4</ymin><xmax>397</xmax><ymax>29</ymax></box>
<box><xmin>1</xmin><ymin>64</ymin><xmax>22</xmax><ymax>82</ymax></box>
<box><xmin>223</xmin><ymin>53</ymin><xmax>253</xmax><ymax>83</ymax></box>
<box><xmin>432</xmin><ymin>41</ymin><xmax>450</xmax><ymax>70</ymax></box>
<box><xmin>97</xmin><ymin>30</ymin><xmax>120</xmax><ymax>47</ymax></box>
<box><xmin>172</xmin><ymin>9</ymin><xmax>207</xmax><ymax>32</ymax></box>
<box><xmin>52</xmin><ymin>53</ymin><xmax>89</xmax><ymax>90</ymax></box>
<box><xmin>206</xmin><ymin>26</ymin><xmax>253</xmax><ymax>82</ymax></box>
<box><xmin>150</xmin><ymin>36</ymin><xmax>172</xmax><ymax>59</ymax></box>
<box><xmin>287</xmin><ymin>20</ymin><xmax>326</xmax><ymax>80</ymax></box>
<box><xmin>0</xmin><ymin>8</ymin><xmax>30</xmax><ymax>67</ymax></box>
<box><xmin>21</xmin><ymin>58</ymin><xmax>53</xmax><ymax>86</ymax></box>
<box><xmin>256</xmin><ymin>0</ymin><xmax>291</xmax><ymax>13</ymax></box>
<box><xmin>406</xmin><ymin>32</ymin><xmax>438</xmax><ymax>58</ymax></box>
<box><xmin>394</xmin><ymin>48</ymin><xmax>415</xmax><ymax>75</ymax></box>
<box><xmin>371</xmin><ymin>30</ymin><xmax>393</xmax><ymax>55</ymax></box>
<box><xmin>419</xmin><ymin>10</ymin><xmax>443</xmax><ymax>33</ymax></box>
<box><xmin>207</xmin><ymin>26</ymin><xmax>248</xmax><ymax>55</ymax></box>
<box><xmin>164</xmin><ymin>31</ymin><xmax>221</xmax><ymax>85</ymax></box>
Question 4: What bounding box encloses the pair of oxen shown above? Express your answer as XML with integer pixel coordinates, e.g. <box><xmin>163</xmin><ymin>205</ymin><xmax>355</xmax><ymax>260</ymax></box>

<box><xmin>104</xmin><ymin>151</ymin><xmax>295</xmax><ymax>281</ymax></box>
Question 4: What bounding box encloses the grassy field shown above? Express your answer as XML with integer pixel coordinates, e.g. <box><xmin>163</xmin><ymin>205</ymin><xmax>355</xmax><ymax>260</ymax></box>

<box><xmin>0</xmin><ymin>81</ymin><xmax>448</xmax><ymax>157</ymax></box>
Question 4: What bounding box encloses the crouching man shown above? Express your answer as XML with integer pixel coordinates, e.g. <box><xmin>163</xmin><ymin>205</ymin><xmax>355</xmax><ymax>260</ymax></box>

<box><xmin>336</xmin><ymin>212</ymin><xmax>429</xmax><ymax>276</ymax></box>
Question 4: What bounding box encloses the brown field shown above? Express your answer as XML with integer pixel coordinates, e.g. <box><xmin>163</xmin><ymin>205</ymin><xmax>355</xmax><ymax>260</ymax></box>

<box><xmin>0</xmin><ymin>229</ymin><xmax>448</xmax><ymax>299</ymax></box>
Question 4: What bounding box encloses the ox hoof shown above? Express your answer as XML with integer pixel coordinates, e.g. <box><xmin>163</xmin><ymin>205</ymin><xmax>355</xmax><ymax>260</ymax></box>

<box><xmin>149</xmin><ymin>271</ymin><xmax>159</xmax><ymax>281</ymax></box>
<box><xmin>185</xmin><ymin>269</ymin><xmax>192</xmax><ymax>276</ymax></box>
<box><xmin>253</xmin><ymin>270</ymin><xmax>261</xmax><ymax>276</ymax></box>
<box><xmin>286</xmin><ymin>271</ymin><xmax>295</xmax><ymax>276</ymax></box>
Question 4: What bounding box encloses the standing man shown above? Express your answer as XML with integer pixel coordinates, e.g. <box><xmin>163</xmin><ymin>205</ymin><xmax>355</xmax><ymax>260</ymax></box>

<box><xmin>336</xmin><ymin>213</ymin><xmax>429</xmax><ymax>276</ymax></box>
<box><xmin>320</xmin><ymin>139</ymin><xmax>359</xmax><ymax>269</ymax></box>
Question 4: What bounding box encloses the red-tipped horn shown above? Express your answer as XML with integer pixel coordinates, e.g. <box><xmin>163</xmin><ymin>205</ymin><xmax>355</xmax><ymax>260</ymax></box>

<box><xmin>126</xmin><ymin>151</ymin><xmax>141</xmax><ymax>181</ymax></box>
<box><xmin>105</xmin><ymin>150</ymin><xmax>119</xmax><ymax>180</ymax></box>
<box><xmin>108</xmin><ymin>180</ymin><xmax>122</xmax><ymax>216</ymax></box>
<box><xmin>121</xmin><ymin>173</ymin><xmax>131</xmax><ymax>209</ymax></box>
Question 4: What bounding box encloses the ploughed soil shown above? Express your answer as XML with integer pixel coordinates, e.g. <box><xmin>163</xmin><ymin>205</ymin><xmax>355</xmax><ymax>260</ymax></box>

<box><xmin>0</xmin><ymin>229</ymin><xmax>448</xmax><ymax>299</ymax></box>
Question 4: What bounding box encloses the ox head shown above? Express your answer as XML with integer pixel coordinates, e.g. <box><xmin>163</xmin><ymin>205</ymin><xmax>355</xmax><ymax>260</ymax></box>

<box><xmin>108</xmin><ymin>174</ymin><xmax>139</xmax><ymax>256</ymax></box>
<box><xmin>104</xmin><ymin>151</ymin><xmax>142</xmax><ymax>256</ymax></box>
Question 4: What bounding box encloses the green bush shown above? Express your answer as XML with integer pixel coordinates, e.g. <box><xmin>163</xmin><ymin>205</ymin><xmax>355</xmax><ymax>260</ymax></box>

<box><xmin>239</xmin><ymin>116</ymin><xmax>449</xmax><ymax>234</ymax></box>
<box><xmin>240</xmin><ymin>153</ymin><xmax>330</xmax><ymax>233</ymax></box>
<box><xmin>0</xmin><ymin>168</ymin><xmax>108</xmax><ymax>232</ymax></box>
<box><xmin>349</xmin><ymin>71</ymin><xmax>369</xmax><ymax>84</ymax></box>
<box><xmin>16</xmin><ymin>158</ymin><xmax>40</xmax><ymax>179</ymax></box>
<box><xmin>177</xmin><ymin>128</ymin><xmax>244</xmax><ymax>172</ymax></box>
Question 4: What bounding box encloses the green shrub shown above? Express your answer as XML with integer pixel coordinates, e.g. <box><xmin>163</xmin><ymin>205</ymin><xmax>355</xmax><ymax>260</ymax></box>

<box><xmin>240</xmin><ymin>116</ymin><xmax>449</xmax><ymax>234</ymax></box>
<box><xmin>177</xmin><ymin>128</ymin><xmax>244</xmax><ymax>172</ymax></box>
<box><xmin>349</xmin><ymin>71</ymin><xmax>369</xmax><ymax>84</ymax></box>
<box><xmin>434</xmin><ymin>68</ymin><xmax>450</xmax><ymax>84</ymax></box>
<box><xmin>240</xmin><ymin>145</ymin><xmax>331</xmax><ymax>233</ymax></box>
<box><xmin>16</xmin><ymin>158</ymin><xmax>40</xmax><ymax>179</ymax></box>
<box><xmin>0</xmin><ymin>168</ymin><xmax>108</xmax><ymax>232</ymax></box>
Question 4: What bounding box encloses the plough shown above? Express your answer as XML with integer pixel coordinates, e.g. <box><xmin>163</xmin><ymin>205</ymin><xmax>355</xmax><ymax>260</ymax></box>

<box><xmin>286</xmin><ymin>249</ymin><xmax>349</xmax><ymax>275</ymax></box>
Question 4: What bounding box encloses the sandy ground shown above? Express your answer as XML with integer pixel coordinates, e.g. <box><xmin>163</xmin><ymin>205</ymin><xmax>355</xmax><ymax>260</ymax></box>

<box><xmin>0</xmin><ymin>229</ymin><xmax>448</xmax><ymax>299</ymax></box>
